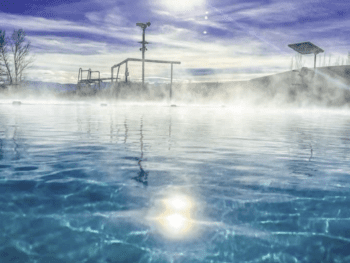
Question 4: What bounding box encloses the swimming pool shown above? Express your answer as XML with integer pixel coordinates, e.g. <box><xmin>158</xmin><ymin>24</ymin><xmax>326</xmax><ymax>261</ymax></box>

<box><xmin>0</xmin><ymin>102</ymin><xmax>349</xmax><ymax>262</ymax></box>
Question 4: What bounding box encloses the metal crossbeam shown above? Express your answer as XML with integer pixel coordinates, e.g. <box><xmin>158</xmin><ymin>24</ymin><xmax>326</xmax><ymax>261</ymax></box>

<box><xmin>111</xmin><ymin>58</ymin><xmax>181</xmax><ymax>69</ymax></box>
<box><xmin>110</xmin><ymin>57</ymin><xmax>181</xmax><ymax>102</ymax></box>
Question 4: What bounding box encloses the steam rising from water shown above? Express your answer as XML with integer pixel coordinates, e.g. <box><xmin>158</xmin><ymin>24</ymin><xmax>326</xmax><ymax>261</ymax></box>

<box><xmin>1</xmin><ymin>65</ymin><xmax>349</xmax><ymax>108</ymax></box>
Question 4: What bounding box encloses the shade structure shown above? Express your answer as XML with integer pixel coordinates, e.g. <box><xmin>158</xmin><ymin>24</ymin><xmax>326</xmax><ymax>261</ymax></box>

<box><xmin>288</xmin><ymin>42</ymin><xmax>324</xmax><ymax>55</ymax></box>
<box><xmin>288</xmin><ymin>42</ymin><xmax>324</xmax><ymax>69</ymax></box>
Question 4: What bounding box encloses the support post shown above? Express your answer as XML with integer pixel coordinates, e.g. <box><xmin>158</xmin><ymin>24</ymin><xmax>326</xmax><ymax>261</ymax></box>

<box><xmin>98</xmin><ymin>71</ymin><xmax>101</xmax><ymax>90</ymax></box>
<box><xmin>78</xmin><ymin>68</ymin><xmax>82</xmax><ymax>83</ymax></box>
<box><xmin>125</xmin><ymin>61</ymin><xmax>128</xmax><ymax>83</ymax></box>
<box><xmin>77</xmin><ymin>68</ymin><xmax>82</xmax><ymax>90</ymax></box>
<box><xmin>111</xmin><ymin>68</ymin><xmax>113</xmax><ymax>83</ymax></box>
<box><xmin>314</xmin><ymin>53</ymin><xmax>316</xmax><ymax>69</ymax></box>
<box><xmin>170</xmin><ymin>63</ymin><xmax>173</xmax><ymax>102</ymax></box>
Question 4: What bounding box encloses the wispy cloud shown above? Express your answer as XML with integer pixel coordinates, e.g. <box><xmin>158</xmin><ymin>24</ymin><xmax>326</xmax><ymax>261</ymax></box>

<box><xmin>29</xmin><ymin>36</ymin><xmax>110</xmax><ymax>55</ymax></box>
<box><xmin>0</xmin><ymin>12</ymin><xmax>139</xmax><ymax>42</ymax></box>
<box><xmin>0</xmin><ymin>0</ymin><xmax>349</xmax><ymax>83</ymax></box>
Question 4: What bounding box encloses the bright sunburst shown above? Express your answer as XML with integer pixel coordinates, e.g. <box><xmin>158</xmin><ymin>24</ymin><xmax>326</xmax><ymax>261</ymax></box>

<box><xmin>157</xmin><ymin>0</ymin><xmax>206</xmax><ymax>13</ymax></box>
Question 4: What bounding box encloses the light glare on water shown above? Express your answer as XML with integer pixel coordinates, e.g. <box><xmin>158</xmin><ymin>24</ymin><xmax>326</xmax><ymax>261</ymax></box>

<box><xmin>151</xmin><ymin>193</ymin><xmax>196</xmax><ymax>239</ymax></box>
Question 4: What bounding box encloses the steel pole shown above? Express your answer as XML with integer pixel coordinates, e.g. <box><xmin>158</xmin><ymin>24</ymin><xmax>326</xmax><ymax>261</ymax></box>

<box><xmin>314</xmin><ymin>53</ymin><xmax>316</xmax><ymax>69</ymax></box>
<box><xmin>111</xmin><ymin>68</ymin><xmax>113</xmax><ymax>83</ymax></box>
<box><xmin>125</xmin><ymin>61</ymin><xmax>128</xmax><ymax>83</ymax></box>
<box><xmin>170</xmin><ymin>63</ymin><xmax>173</xmax><ymax>102</ymax></box>
<box><xmin>142</xmin><ymin>28</ymin><xmax>145</xmax><ymax>89</ymax></box>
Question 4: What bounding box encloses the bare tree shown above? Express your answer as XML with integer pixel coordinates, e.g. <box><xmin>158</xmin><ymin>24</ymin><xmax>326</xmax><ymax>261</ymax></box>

<box><xmin>294</xmin><ymin>53</ymin><xmax>305</xmax><ymax>70</ymax></box>
<box><xmin>0</xmin><ymin>30</ymin><xmax>13</xmax><ymax>84</ymax></box>
<box><xmin>0</xmin><ymin>29</ymin><xmax>34</xmax><ymax>86</ymax></box>
<box><xmin>11</xmin><ymin>29</ymin><xmax>34</xmax><ymax>84</ymax></box>
<box><xmin>335</xmin><ymin>56</ymin><xmax>340</xmax><ymax>66</ymax></box>
<box><xmin>322</xmin><ymin>53</ymin><xmax>326</xmax><ymax>67</ymax></box>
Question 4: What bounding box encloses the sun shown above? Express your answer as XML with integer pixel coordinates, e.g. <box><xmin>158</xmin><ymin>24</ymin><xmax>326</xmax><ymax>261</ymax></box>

<box><xmin>157</xmin><ymin>0</ymin><xmax>206</xmax><ymax>13</ymax></box>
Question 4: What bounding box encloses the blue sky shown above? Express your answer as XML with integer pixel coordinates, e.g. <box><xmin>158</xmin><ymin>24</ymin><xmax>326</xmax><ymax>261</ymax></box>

<box><xmin>0</xmin><ymin>0</ymin><xmax>349</xmax><ymax>83</ymax></box>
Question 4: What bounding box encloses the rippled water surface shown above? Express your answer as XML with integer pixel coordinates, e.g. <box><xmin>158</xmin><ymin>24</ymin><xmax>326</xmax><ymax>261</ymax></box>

<box><xmin>1</xmin><ymin>102</ymin><xmax>350</xmax><ymax>263</ymax></box>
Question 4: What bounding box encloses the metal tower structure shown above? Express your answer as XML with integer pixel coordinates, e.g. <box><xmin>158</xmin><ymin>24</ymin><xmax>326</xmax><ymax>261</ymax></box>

<box><xmin>136</xmin><ymin>22</ymin><xmax>151</xmax><ymax>89</ymax></box>
<box><xmin>76</xmin><ymin>21</ymin><xmax>181</xmax><ymax>102</ymax></box>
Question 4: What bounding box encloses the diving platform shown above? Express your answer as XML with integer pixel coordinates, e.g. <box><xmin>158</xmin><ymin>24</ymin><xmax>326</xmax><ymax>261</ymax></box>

<box><xmin>77</xmin><ymin>68</ymin><xmax>118</xmax><ymax>90</ymax></box>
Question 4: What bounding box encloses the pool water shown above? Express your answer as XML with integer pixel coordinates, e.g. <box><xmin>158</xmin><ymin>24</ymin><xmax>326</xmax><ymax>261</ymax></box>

<box><xmin>0</xmin><ymin>102</ymin><xmax>350</xmax><ymax>263</ymax></box>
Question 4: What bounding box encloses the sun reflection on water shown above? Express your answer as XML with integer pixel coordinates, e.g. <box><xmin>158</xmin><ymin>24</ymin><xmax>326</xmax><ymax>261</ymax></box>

<box><xmin>165</xmin><ymin>195</ymin><xmax>192</xmax><ymax>211</ymax></box>
<box><xmin>165</xmin><ymin>213</ymin><xmax>186</xmax><ymax>231</ymax></box>
<box><xmin>149</xmin><ymin>194</ymin><xmax>197</xmax><ymax>239</ymax></box>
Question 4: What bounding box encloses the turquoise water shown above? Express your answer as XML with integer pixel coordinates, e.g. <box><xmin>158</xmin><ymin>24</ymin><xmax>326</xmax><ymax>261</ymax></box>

<box><xmin>0</xmin><ymin>102</ymin><xmax>350</xmax><ymax>263</ymax></box>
